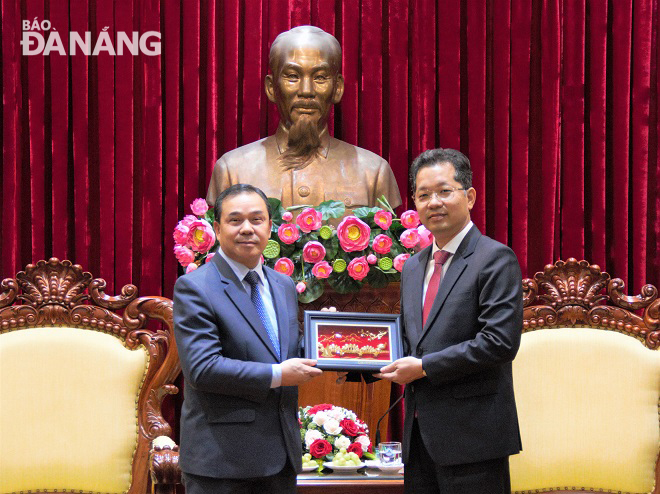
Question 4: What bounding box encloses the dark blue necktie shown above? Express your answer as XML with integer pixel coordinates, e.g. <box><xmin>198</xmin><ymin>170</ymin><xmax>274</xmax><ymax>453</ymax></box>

<box><xmin>244</xmin><ymin>271</ymin><xmax>280</xmax><ymax>359</ymax></box>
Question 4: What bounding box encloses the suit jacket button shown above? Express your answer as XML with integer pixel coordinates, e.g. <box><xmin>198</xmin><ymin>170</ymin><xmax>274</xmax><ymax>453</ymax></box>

<box><xmin>416</xmin><ymin>347</ymin><xmax>423</xmax><ymax>356</ymax></box>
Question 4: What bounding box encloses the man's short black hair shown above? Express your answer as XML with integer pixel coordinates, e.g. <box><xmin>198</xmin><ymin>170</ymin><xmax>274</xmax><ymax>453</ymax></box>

<box><xmin>409</xmin><ymin>148</ymin><xmax>473</xmax><ymax>192</ymax></box>
<box><xmin>213</xmin><ymin>184</ymin><xmax>272</xmax><ymax>221</ymax></box>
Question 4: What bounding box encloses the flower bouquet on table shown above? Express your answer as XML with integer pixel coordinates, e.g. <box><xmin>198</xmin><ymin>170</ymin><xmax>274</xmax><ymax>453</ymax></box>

<box><xmin>299</xmin><ymin>403</ymin><xmax>375</xmax><ymax>472</ymax></box>
<box><xmin>173</xmin><ymin>195</ymin><xmax>432</xmax><ymax>303</ymax></box>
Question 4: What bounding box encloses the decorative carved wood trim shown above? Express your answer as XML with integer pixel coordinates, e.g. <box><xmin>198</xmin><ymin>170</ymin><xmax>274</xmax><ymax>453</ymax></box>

<box><xmin>0</xmin><ymin>258</ymin><xmax>181</xmax><ymax>494</ymax></box>
<box><xmin>522</xmin><ymin>258</ymin><xmax>659</xmax><ymax>349</ymax></box>
<box><xmin>150</xmin><ymin>442</ymin><xmax>181</xmax><ymax>494</ymax></box>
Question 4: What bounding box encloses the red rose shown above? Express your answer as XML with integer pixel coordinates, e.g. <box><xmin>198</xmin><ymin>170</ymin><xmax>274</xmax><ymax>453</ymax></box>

<box><xmin>307</xmin><ymin>404</ymin><xmax>333</xmax><ymax>415</ymax></box>
<box><xmin>339</xmin><ymin>418</ymin><xmax>359</xmax><ymax>437</ymax></box>
<box><xmin>309</xmin><ymin>439</ymin><xmax>333</xmax><ymax>458</ymax></box>
<box><xmin>347</xmin><ymin>442</ymin><xmax>363</xmax><ymax>458</ymax></box>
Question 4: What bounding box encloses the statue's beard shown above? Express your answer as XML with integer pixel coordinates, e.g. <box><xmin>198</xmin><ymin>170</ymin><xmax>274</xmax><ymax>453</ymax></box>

<box><xmin>279</xmin><ymin>114</ymin><xmax>322</xmax><ymax>171</ymax></box>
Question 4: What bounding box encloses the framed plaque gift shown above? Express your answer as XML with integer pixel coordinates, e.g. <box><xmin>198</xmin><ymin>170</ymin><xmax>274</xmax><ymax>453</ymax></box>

<box><xmin>303</xmin><ymin>311</ymin><xmax>403</xmax><ymax>371</ymax></box>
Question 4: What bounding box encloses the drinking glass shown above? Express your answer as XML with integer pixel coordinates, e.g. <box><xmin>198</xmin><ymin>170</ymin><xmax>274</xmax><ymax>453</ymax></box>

<box><xmin>377</xmin><ymin>442</ymin><xmax>402</xmax><ymax>465</ymax></box>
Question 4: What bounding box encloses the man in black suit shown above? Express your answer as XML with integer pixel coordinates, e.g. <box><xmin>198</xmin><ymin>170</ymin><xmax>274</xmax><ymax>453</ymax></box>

<box><xmin>173</xmin><ymin>184</ymin><xmax>322</xmax><ymax>494</ymax></box>
<box><xmin>377</xmin><ymin>148</ymin><xmax>523</xmax><ymax>493</ymax></box>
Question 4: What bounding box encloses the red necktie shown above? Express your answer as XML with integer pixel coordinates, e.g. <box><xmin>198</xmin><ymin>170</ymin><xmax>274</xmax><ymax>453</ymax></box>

<box><xmin>422</xmin><ymin>250</ymin><xmax>452</xmax><ymax>325</ymax></box>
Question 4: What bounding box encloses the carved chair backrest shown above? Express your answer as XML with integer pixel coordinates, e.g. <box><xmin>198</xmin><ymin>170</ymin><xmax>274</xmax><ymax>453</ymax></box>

<box><xmin>0</xmin><ymin>259</ymin><xmax>180</xmax><ymax>494</ymax></box>
<box><xmin>510</xmin><ymin>259</ymin><xmax>660</xmax><ymax>494</ymax></box>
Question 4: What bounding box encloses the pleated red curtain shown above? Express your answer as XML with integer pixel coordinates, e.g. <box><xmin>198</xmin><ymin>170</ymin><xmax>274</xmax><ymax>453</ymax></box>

<box><xmin>2</xmin><ymin>0</ymin><xmax>659</xmax><ymax>296</ymax></box>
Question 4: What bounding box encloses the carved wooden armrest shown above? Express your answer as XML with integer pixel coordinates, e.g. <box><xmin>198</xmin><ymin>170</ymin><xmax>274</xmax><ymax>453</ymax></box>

<box><xmin>149</xmin><ymin>436</ymin><xmax>181</xmax><ymax>494</ymax></box>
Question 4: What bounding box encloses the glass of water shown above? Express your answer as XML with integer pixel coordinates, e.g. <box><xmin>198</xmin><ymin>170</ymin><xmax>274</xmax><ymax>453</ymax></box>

<box><xmin>377</xmin><ymin>442</ymin><xmax>402</xmax><ymax>465</ymax></box>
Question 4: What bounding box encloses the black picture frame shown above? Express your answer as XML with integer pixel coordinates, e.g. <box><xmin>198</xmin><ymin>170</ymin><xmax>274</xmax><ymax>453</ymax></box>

<box><xmin>303</xmin><ymin>310</ymin><xmax>403</xmax><ymax>371</ymax></box>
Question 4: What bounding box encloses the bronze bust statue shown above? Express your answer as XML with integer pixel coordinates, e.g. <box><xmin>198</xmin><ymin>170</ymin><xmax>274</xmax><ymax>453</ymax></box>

<box><xmin>206</xmin><ymin>26</ymin><xmax>402</xmax><ymax>211</ymax></box>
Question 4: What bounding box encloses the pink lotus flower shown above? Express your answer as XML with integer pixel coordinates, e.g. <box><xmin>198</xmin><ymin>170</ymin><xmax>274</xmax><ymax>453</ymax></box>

<box><xmin>367</xmin><ymin>254</ymin><xmax>378</xmax><ymax>265</ymax></box>
<box><xmin>282</xmin><ymin>211</ymin><xmax>293</xmax><ymax>222</ymax></box>
<box><xmin>296</xmin><ymin>282</ymin><xmax>307</xmax><ymax>293</ymax></box>
<box><xmin>277</xmin><ymin>223</ymin><xmax>300</xmax><ymax>244</ymax></box>
<box><xmin>303</xmin><ymin>241</ymin><xmax>326</xmax><ymax>264</ymax></box>
<box><xmin>274</xmin><ymin>257</ymin><xmax>295</xmax><ymax>276</ymax></box>
<box><xmin>400</xmin><ymin>228</ymin><xmax>421</xmax><ymax>248</ymax></box>
<box><xmin>296</xmin><ymin>207</ymin><xmax>323</xmax><ymax>233</ymax></box>
<box><xmin>173</xmin><ymin>222</ymin><xmax>190</xmax><ymax>246</ymax></box>
<box><xmin>181</xmin><ymin>214</ymin><xmax>197</xmax><ymax>227</ymax></box>
<box><xmin>401</xmin><ymin>210</ymin><xmax>420</xmax><ymax>229</ymax></box>
<box><xmin>190</xmin><ymin>198</ymin><xmax>209</xmax><ymax>216</ymax></box>
<box><xmin>393</xmin><ymin>253</ymin><xmax>410</xmax><ymax>272</ymax></box>
<box><xmin>174</xmin><ymin>245</ymin><xmax>195</xmax><ymax>267</ymax></box>
<box><xmin>337</xmin><ymin>216</ymin><xmax>371</xmax><ymax>252</ymax></box>
<box><xmin>312</xmin><ymin>261</ymin><xmax>332</xmax><ymax>278</ymax></box>
<box><xmin>205</xmin><ymin>252</ymin><xmax>215</xmax><ymax>263</ymax></box>
<box><xmin>372</xmin><ymin>234</ymin><xmax>393</xmax><ymax>255</ymax></box>
<box><xmin>187</xmin><ymin>219</ymin><xmax>216</xmax><ymax>253</ymax></box>
<box><xmin>186</xmin><ymin>263</ymin><xmax>198</xmax><ymax>274</ymax></box>
<box><xmin>418</xmin><ymin>225</ymin><xmax>434</xmax><ymax>249</ymax></box>
<box><xmin>347</xmin><ymin>256</ymin><xmax>370</xmax><ymax>281</ymax></box>
<box><xmin>374</xmin><ymin>210</ymin><xmax>393</xmax><ymax>230</ymax></box>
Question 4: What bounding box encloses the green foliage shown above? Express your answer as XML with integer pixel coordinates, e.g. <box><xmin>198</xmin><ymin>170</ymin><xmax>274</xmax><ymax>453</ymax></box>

<box><xmin>317</xmin><ymin>200</ymin><xmax>346</xmax><ymax>220</ymax></box>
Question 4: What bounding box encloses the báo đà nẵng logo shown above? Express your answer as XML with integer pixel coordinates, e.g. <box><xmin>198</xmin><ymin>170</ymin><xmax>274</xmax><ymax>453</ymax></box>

<box><xmin>20</xmin><ymin>17</ymin><xmax>161</xmax><ymax>56</ymax></box>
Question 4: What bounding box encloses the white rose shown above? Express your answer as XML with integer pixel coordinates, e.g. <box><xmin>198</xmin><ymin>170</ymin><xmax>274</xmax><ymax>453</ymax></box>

<box><xmin>355</xmin><ymin>435</ymin><xmax>371</xmax><ymax>450</ymax></box>
<box><xmin>334</xmin><ymin>435</ymin><xmax>351</xmax><ymax>450</ymax></box>
<box><xmin>323</xmin><ymin>418</ymin><xmax>342</xmax><ymax>435</ymax></box>
<box><xmin>312</xmin><ymin>411</ymin><xmax>329</xmax><ymax>427</ymax></box>
<box><xmin>305</xmin><ymin>429</ymin><xmax>324</xmax><ymax>449</ymax></box>
<box><xmin>328</xmin><ymin>408</ymin><xmax>344</xmax><ymax>421</ymax></box>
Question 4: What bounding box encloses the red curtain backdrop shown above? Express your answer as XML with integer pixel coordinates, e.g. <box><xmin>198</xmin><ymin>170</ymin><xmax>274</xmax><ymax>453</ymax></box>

<box><xmin>2</xmin><ymin>0</ymin><xmax>659</xmax><ymax>297</ymax></box>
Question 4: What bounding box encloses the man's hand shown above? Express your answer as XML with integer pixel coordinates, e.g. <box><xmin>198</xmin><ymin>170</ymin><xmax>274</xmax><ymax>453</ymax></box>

<box><xmin>335</xmin><ymin>371</ymin><xmax>348</xmax><ymax>384</ymax></box>
<box><xmin>375</xmin><ymin>357</ymin><xmax>425</xmax><ymax>385</ymax></box>
<box><xmin>280</xmin><ymin>358</ymin><xmax>323</xmax><ymax>386</ymax></box>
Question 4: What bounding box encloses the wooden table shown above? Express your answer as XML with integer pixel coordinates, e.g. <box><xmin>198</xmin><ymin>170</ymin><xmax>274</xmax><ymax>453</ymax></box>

<box><xmin>297</xmin><ymin>468</ymin><xmax>404</xmax><ymax>493</ymax></box>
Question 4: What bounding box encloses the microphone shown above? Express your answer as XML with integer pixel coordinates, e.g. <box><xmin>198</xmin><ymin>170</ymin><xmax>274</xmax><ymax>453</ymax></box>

<box><xmin>374</xmin><ymin>394</ymin><xmax>404</xmax><ymax>447</ymax></box>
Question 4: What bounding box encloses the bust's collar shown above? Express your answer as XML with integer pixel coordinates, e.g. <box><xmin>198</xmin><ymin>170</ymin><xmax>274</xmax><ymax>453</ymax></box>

<box><xmin>275</xmin><ymin>123</ymin><xmax>331</xmax><ymax>159</ymax></box>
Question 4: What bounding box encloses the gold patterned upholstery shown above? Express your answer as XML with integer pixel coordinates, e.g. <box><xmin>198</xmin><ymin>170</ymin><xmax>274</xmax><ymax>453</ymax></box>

<box><xmin>0</xmin><ymin>259</ymin><xmax>181</xmax><ymax>494</ymax></box>
<box><xmin>510</xmin><ymin>259</ymin><xmax>660</xmax><ymax>494</ymax></box>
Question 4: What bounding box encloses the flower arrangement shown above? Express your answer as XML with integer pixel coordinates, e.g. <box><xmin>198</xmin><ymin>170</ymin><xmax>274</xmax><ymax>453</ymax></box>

<box><xmin>299</xmin><ymin>403</ymin><xmax>375</xmax><ymax>470</ymax></box>
<box><xmin>173</xmin><ymin>195</ymin><xmax>431</xmax><ymax>302</ymax></box>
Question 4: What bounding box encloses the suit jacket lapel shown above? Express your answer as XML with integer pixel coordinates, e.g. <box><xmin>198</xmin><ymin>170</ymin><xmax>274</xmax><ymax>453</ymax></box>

<box><xmin>265</xmin><ymin>267</ymin><xmax>289</xmax><ymax>361</ymax></box>
<box><xmin>418</xmin><ymin>225</ymin><xmax>481</xmax><ymax>345</ymax></box>
<box><xmin>406</xmin><ymin>247</ymin><xmax>430</xmax><ymax>346</ymax></box>
<box><xmin>211</xmin><ymin>254</ymin><xmax>280</xmax><ymax>361</ymax></box>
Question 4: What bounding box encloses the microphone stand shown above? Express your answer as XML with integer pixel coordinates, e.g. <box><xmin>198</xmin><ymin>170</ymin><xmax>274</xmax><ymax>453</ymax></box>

<box><xmin>374</xmin><ymin>394</ymin><xmax>404</xmax><ymax>448</ymax></box>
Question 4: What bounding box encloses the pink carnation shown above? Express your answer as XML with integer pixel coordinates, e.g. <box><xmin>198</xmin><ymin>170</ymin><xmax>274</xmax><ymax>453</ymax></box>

<box><xmin>337</xmin><ymin>216</ymin><xmax>371</xmax><ymax>252</ymax></box>
<box><xmin>187</xmin><ymin>219</ymin><xmax>216</xmax><ymax>253</ymax></box>
<box><xmin>303</xmin><ymin>241</ymin><xmax>326</xmax><ymax>264</ymax></box>
<box><xmin>347</xmin><ymin>256</ymin><xmax>370</xmax><ymax>281</ymax></box>
<box><xmin>367</xmin><ymin>254</ymin><xmax>378</xmax><ymax>265</ymax></box>
<box><xmin>190</xmin><ymin>198</ymin><xmax>209</xmax><ymax>216</ymax></box>
<box><xmin>278</xmin><ymin>223</ymin><xmax>300</xmax><ymax>244</ymax></box>
<box><xmin>393</xmin><ymin>253</ymin><xmax>410</xmax><ymax>272</ymax></box>
<box><xmin>296</xmin><ymin>282</ymin><xmax>307</xmax><ymax>293</ymax></box>
<box><xmin>173</xmin><ymin>222</ymin><xmax>190</xmax><ymax>246</ymax></box>
<box><xmin>400</xmin><ymin>228</ymin><xmax>421</xmax><ymax>248</ymax></box>
<box><xmin>296</xmin><ymin>207</ymin><xmax>323</xmax><ymax>233</ymax></box>
<box><xmin>312</xmin><ymin>261</ymin><xmax>332</xmax><ymax>279</ymax></box>
<box><xmin>400</xmin><ymin>210</ymin><xmax>420</xmax><ymax>229</ymax></box>
<box><xmin>282</xmin><ymin>211</ymin><xmax>293</xmax><ymax>221</ymax></box>
<box><xmin>372</xmin><ymin>234</ymin><xmax>393</xmax><ymax>255</ymax></box>
<box><xmin>186</xmin><ymin>263</ymin><xmax>198</xmax><ymax>274</ymax></box>
<box><xmin>374</xmin><ymin>210</ymin><xmax>393</xmax><ymax>230</ymax></box>
<box><xmin>205</xmin><ymin>252</ymin><xmax>216</xmax><ymax>263</ymax></box>
<box><xmin>274</xmin><ymin>257</ymin><xmax>295</xmax><ymax>276</ymax></box>
<box><xmin>174</xmin><ymin>245</ymin><xmax>195</xmax><ymax>267</ymax></box>
<box><xmin>418</xmin><ymin>225</ymin><xmax>434</xmax><ymax>249</ymax></box>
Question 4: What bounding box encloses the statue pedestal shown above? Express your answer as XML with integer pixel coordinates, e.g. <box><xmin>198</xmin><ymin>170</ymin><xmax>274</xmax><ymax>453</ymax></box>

<box><xmin>298</xmin><ymin>283</ymin><xmax>401</xmax><ymax>444</ymax></box>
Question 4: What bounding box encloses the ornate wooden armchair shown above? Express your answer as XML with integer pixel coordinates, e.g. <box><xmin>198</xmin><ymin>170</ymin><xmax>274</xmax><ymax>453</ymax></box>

<box><xmin>510</xmin><ymin>259</ymin><xmax>660</xmax><ymax>493</ymax></box>
<box><xmin>0</xmin><ymin>259</ymin><xmax>181</xmax><ymax>494</ymax></box>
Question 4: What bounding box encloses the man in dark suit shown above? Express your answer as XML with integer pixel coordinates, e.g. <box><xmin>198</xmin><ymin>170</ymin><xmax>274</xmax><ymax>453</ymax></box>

<box><xmin>173</xmin><ymin>183</ymin><xmax>322</xmax><ymax>494</ymax></box>
<box><xmin>377</xmin><ymin>148</ymin><xmax>523</xmax><ymax>493</ymax></box>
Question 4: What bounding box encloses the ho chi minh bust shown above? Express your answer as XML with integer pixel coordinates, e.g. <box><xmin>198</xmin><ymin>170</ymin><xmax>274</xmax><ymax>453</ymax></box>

<box><xmin>206</xmin><ymin>26</ymin><xmax>402</xmax><ymax>211</ymax></box>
